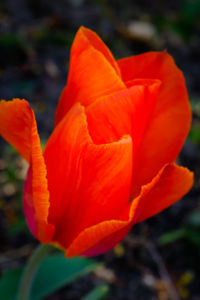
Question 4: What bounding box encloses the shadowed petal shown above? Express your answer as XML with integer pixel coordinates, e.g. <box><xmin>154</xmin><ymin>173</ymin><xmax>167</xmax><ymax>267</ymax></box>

<box><xmin>86</xmin><ymin>80</ymin><xmax>161</xmax><ymax>146</ymax></box>
<box><xmin>118</xmin><ymin>52</ymin><xmax>192</xmax><ymax>195</ymax></box>
<box><xmin>67</xmin><ymin>163</ymin><xmax>193</xmax><ymax>257</ymax></box>
<box><xmin>0</xmin><ymin>99</ymin><xmax>54</xmax><ymax>242</ymax></box>
<box><xmin>45</xmin><ymin>103</ymin><xmax>133</xmax><ymax>249</ymax></box>
<box><xmin>132</xmin><ymin>164</ymin><xmax>194</xmax><ymax>224</ymax></box>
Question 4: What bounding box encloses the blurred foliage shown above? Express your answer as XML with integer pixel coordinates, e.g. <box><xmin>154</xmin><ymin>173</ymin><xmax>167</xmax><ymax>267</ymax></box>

<box><xmin>82</xmin><ymin>284</ymin><xmax>110</xmax><ymax>300</ymax></box>
<box><xmin>177</xmin><ymin>271</ymin><xmax>194</xmax><ymax>299</ymax></box>
<box><xmin>180</xmin><ymin>0</ymin><xmax>200</xmax><ymax>38</ymax></box>
<box><xmin>0</xmin><ymin>254</ymin><xmax>102</xmax><ymax>300</ymax></box>
<box><xmin>0</xmin><ymin>33</ymin><xmax>25</xmax><ymax>48</ymax></box>
<box><xmin>0</xmin><ymin>145</ymin><xmax>28</xmax><ymax>241</ymax></box>
<box><xmin>159</xmin><ymin>210</ymin><xmax>200</xmax><ymax>247</ymax></box>
<box><xmin>154</xmin><ymin>0</ymin><xmax>200</xmax><ymax>41</ymax></box>
<box><xmin>190</xmin><ymin>98</ymin><xmax>200</xmax><ymax>117</ymax></box>
<box><xmin>0</xmin><ymin>29</ymin><xmax>74</xmax><ymax>49</ymax></box>
<box><xmin>189</xmin><ymin>124</ymin><xmax>200</xmax><ymax>144</ymax></box>
<box><xmin>189</xmin><ymin>99</ymin><xmax>200</xmax><ymax>144</ymax></box>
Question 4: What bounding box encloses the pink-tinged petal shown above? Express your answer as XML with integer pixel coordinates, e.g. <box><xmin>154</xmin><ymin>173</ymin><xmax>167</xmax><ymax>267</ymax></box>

<box><xmin>67</xmin><ymin>220</ymin><xmax>131</xmax><ymax>257</ymax></box>
<box><xmin>118</xmin><ymin>52</ymin><xmax>192</xmax><ymax>195</ymax></box>
<box><xmin>23</xmin><ymin>165</ymin><xmax>37</xmax><ymax>236</ymax></box>
<box><xmin>0</xmin><ymin>99</ymin><xmax>54</xmax><ymax>242</ymax></box>
<box><xmin>54</xmin><ymin>28</ymin><xmax>125</xmax><ymax>126</ymax></box>
<box><xmin>44</xmin><ymin>103</ymin><xmax>133</xmax><ymax>249</ymax></box>
<box><xmin>132</xmin><ymin>164</ymin><xmax>194</xmax><ymax>224</ymax></box>
<box><xmin>67</xmin><ymin>163</ymin><xmax>193</xmax><ymax>257</ymax></box>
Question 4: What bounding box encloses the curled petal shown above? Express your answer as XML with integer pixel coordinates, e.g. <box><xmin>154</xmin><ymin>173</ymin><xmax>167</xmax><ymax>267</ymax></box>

<box><xmin>118</xmin><ymin>52</ymin><xmax>192</xmax><ymax>194</ymax></box>
<box><xmin>44</xmin><ymin>103</ymin><xmax>133</xmax><ymax>249</ymax></box>
<box><xmin>132</xmin><ymin>164</ymin><xmax>194</xmax><ymax>224</ymax></box>
<box><xmin>67</xmin><ymin>220</ymin><xmax>131</xmax><ymax>257</ymax></box>
<box><xmin>67</xmin><ymin>163</ymin><xmax>193</xmax><ymax>257</ymax></box>
<box><xmin>55</xmin><ymin>28</ymin><xmax>125</xmax><ymax>126</ymax></box>
<box><xmin>0</xmin><ymin>99</ymin><xmax>33</xmax><ymax>162</ymax></box>
<box><xmin>0</xmin><ymin>99</ymin><xmax>54</xmax><ymax>242</ymax></box>
<box><xmin>23</xmin><ymin>165</ymin><xmax>54</xmax><ymax>243</ymax></box>
<box><xmin>86</xmin><ymin>79</ymin><xmax>161</xmax><ymax>146</ymax></box>
<box><xmin>72</xmin><ymin>26</ymin><xmax>121</xmax><ymax>76</ymax></box>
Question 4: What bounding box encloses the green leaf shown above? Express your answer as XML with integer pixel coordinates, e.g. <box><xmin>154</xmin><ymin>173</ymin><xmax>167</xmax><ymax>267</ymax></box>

<box><xmin>159</xmin><ymin>228</ymin><xmax>187</xmax><ymax>245</ymax></box>
<box><xmin>189</xmin><ymin>125</ymin><xmax>200</xmax><ymax>143</ymax></box>
<box><xmin>82</xmin><ymin>284</ymin><xmax>110</xmax><ymax>300</ymax></box>
<box><xmin>0</xmin><ymin>254</ymin><xmax>100</xmax><ymax>300</ymax></box>
<box><xmin>31</xmin><ymin>254</ymin><xmax>100</xmax><ymax>300</ymax></box>
<box><xmin>0</xmin><ymin>268</ymin><xmax>23</xmax><ymax>300</ymax></box>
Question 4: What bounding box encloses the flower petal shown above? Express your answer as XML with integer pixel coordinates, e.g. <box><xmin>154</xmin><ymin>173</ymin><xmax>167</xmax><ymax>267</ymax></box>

<box><xmin>44</xmin><ymin>103</ymin><xmax>133</xmax><ymax>249</ymax></box>
<box><xmin>0</xmin><ymin>99</ymin><xmax>33</xmax><ymax>162</ymax></box>
<box><xmin>75</xmin><ymin>27</ymin><xmax>121</xmax><ymax>76</ymax></box>
<box><xmin>23</xmin><ymin>164</ymin><xmax>54</xmax><ymax>243</ymax></box>
<box><xmin>54</xmin><ymin>28</ymin><xmax>125</xmax><ymax>126</ymax></box>
<box><xmin>67</xmin><ymin>163</ymin><xmax>193</xmax><ymax>257</ymax></box>
<box><xmin>67</xmin><ymin>220</ymin><xmax>131</xmax><ymax>257</ymax></box>
<box><xmin>0</xmin><ymin>99</ymin><xmax>54</xmax><ymax>242</ymax></box>
<box><xmin>86</xmin><ymin>80</ymin><xmax>161</xmax><ymax>145</ymax></box>
<box><xmin>132</xmin><ymin>164</ymin><xmax>194</xmax><ymax>224</ymax></box>
<box><xmin>118</xmin><ymin>52</ymin><xmax>192</xmax><ymax>194</ymax></box>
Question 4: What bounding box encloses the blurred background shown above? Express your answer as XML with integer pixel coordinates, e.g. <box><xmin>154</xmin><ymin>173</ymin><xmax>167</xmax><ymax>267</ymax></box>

<box><xmin>0</xmin><ymin>0</ymin><xmax>200</xmax><ymax>299</ymax></box>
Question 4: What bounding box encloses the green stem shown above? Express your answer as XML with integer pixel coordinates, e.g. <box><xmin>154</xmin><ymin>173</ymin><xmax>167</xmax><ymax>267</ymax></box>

<box><xmin>17</xmin><ymin>244</ymin><xmax>54</xmax><ymax>300</ymax></box>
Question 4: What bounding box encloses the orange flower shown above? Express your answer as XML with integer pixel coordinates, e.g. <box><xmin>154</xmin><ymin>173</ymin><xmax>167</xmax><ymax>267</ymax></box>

<box><xmin>0</xmin><ymin>27</ymin><xmax>193</xmax><ymax>257</ymax></box>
